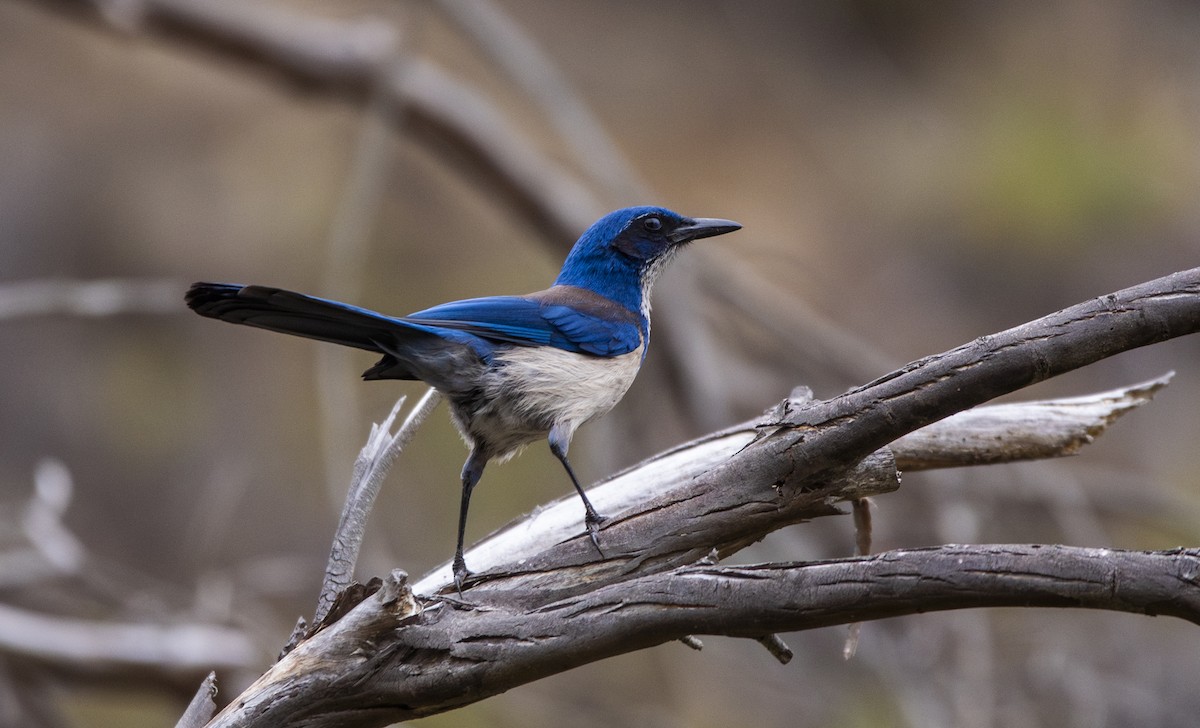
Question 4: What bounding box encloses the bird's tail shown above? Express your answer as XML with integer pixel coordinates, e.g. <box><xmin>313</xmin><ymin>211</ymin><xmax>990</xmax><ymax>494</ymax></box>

<box><xmin>188</xmin><ymin>282</ymin><xmax>475</xmax><ymax>383</ymax></box>
<box><xmin>186</xmin><ymin>282</ymin><xmax>408</xmax><ymax>351</ymax></box>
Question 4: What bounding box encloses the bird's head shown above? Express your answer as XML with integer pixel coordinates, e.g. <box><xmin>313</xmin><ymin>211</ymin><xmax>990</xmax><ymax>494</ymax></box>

<box><xmin>554</xmin><ymin>206</ymin><xmax>741</xmax><ymax>314</ymax></box>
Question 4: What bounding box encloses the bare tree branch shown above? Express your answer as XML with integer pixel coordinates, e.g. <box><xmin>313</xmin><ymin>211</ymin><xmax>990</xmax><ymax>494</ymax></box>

<box><xmin>768</xmin><ymin>268</ymin><xmax>1200</xmax><ymax>477</ymax></box>
<box><xmin>196</xmin><ymin>267</ymin><xmax>1200</xmax><ymax>726</ymax></box>
<box><xmin>891</xmin><ymin>372</ymin><xmax>1173</xmax><ymax>470</ymax></box>
<box><xmin>314</xmin><ymin>389</ymin><xmax>441</xmax><ymax>627</ymax></box>
<box><xmin>176</xmin><ymin>672</ymin><xmax>219</xmax><ymax>728</ymax></box>
<box><xmin>208</xmin><ymin>545</ymin><xmax>1200</xmax><ymax>726</ymax></box>
<box><xmin>412</xmin><ymin>372</ymin><xmax>1171</xmax><ymax>595</ymax></box>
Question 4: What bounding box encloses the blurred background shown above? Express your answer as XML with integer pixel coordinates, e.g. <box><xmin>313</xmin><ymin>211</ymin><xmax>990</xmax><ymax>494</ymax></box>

<box><xmin>2</xmin><ymin>0</ymin><xmax>1199</xmax><ymax>726</ymax></box>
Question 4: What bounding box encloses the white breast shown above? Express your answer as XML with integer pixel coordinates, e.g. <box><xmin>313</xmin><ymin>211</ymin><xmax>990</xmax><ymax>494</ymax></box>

<box><xmin>459</xmin><ymin>345</ymin><xmax>643</xmax><ymax>460</ymax></box>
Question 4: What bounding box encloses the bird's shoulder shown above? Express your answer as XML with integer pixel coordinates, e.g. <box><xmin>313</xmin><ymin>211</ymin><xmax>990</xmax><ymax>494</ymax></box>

<box><xmin>524</xmin><ymin>285</ymin><xmax>639</xmax><ymax>323</ymax></box>
<box><xmin>528</xmin><ymin>285</ymin><xmax>643</xmax><ymax>356</ymax></box>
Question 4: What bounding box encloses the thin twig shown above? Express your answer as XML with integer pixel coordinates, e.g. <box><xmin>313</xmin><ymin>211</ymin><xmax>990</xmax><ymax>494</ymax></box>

<box><xmin>314</xmin><ymin>388</ymin><xmax>441</xmax><ymax>625</ymax></box>
<box><xmin>176</xmin><ymin>672</ymin><xmax>219</xmax><ymax>728</ymax></box>
<box><xmin>843</xmin><ymin>497</ymin><xmax>872</xmax><ymax>659</ymax></box>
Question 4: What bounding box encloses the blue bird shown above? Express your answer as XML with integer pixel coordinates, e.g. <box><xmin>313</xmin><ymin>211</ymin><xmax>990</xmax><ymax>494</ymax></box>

<box><xmin>186</xmin><ymin>206</ymin><xmax>741</xmax><ymax>590</ymax></box>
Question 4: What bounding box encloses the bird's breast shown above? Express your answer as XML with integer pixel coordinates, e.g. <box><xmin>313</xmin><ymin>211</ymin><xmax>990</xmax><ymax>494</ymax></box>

<box><xmin>450</xmin><ymin>344</ymin><xmax>643</xmax><ymax>460</ymax></box>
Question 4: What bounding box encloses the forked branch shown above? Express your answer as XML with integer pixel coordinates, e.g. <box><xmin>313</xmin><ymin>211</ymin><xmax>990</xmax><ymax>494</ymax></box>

<box><xmin>205</xmin><ymin>269</ymin><xmax>1200</xmax><ymax>727</ymax></box>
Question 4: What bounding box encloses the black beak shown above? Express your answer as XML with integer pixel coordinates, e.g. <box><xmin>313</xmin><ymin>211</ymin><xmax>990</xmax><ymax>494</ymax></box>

<box><xmin>668</xmin><ymin>217</ymin><xmax>743</xmax><ymax>244</ymax></box>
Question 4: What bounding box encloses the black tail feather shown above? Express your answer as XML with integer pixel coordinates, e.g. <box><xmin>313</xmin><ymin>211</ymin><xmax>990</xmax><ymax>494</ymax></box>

<box><xmin>186</xmin><ymin>283</ymin><xmax>405</xmax><ymax>354</ymax></box>
<box><xmin>186</xmin><ymin>282</ymin><xmax>489</xmax><ymax>387</ymax></box>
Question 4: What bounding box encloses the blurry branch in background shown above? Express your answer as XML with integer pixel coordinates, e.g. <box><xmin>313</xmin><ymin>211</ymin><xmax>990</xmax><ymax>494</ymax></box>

<box><xmin>201</xmin><ymin>268</ymin><xmax>1200</xmax><ymax>726</ymax></box>
<box><xmin>53</xmin><ymin>0</ymin><xmax>605</xmax><ymax>240</ymax></box>
<box><xmin>0</xmin><ymin>277</ymin><xmax>181</xmax><ymax>319</ymax></box>
<box><xmin>0</xmin><ymin>461</ymin><xmax>261</xmax><ymax>692</ymax></box>
<box><xmin>0</xmin><ymin>602</ymin><xmax>256</xmax><ymax>678</ymax></box>
<box><xmin>431</xmin><ymin>0</ymin><xmax>652</xmax><ymax>203</ymax></box>
<box><xmin>4</xmin><ymin>460</ymin><xmax>84</xmax><ymax>588</ymax></box>
<box><xmin>314</xmin><ymin>92</ymin><xmax>401</xmax><ymax>513</ymax></box>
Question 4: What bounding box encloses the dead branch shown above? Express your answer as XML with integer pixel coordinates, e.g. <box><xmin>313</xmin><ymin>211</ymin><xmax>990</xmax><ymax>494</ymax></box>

<box><xmin>176</xmin><ymin>672</ymin><xmax>218</xmax><ymax>728</ymax></box>
<box><xmin>413</xmin><ymin>373</ymin><xmax>1171</xmax><ymax>594</ymax></box>
<box><xmin>209</xmin><ymin>546</ymin><xmax>1200</xmax><ymax>726</ymax></box>
<box><xmin>891</xmin><ymin>372</ymin><xmax>1173</xmax><ymax>470</ymax></box>
<box><xmin>315</xmin><ymin>390</ymin><xmax>441</xmax><ymax>626</ymax></box>
<box><xmin>202</xmin><ymin>268</ymin><xmax>1200</xmax><ymax>726</ymax></box>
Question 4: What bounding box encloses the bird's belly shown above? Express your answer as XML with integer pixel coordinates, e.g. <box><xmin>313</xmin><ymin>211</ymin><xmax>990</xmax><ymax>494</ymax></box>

<box><xmin>452</xmin><ymin>346</ymin><xmax>643</xmax><ymax>460</ymax></box>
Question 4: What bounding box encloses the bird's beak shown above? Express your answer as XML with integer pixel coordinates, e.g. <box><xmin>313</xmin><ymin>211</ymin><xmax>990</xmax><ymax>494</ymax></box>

<box><xmin>669</xmin><ymin>217</ymin><xmax>743</xmax><ymax>244</ymax></box>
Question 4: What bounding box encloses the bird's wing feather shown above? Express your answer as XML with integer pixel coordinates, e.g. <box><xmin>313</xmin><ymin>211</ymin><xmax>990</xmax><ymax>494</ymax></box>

<box><xmin>405</xmin><ymin>294</ymin><xmax>640</xmax><ymax>357</ymax></box>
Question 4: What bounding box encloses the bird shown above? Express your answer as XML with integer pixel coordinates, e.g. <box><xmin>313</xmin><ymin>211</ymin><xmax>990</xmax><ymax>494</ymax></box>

<box><xmin>186</xmin><ymin>205</ymin><xmax>741</xmax><ymax>590</ymax></box>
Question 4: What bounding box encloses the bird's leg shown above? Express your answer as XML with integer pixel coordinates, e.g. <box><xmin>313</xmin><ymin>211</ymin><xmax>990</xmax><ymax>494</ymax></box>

<box><xmin>453</xmin><ymin>450</ymin><xmax>488</xmax><ymax>595</ymax></box>
<box><xmin>548</xmin><ymin>426</ymin><xmax>606</xmax><ymax>557</ymax></box>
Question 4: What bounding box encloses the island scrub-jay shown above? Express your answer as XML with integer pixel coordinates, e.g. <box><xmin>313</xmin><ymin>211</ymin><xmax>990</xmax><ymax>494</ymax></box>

<box><xmin>186</xmin><ymin>206</ymin><xmax>741</xmax><ymax>589</ymax></box>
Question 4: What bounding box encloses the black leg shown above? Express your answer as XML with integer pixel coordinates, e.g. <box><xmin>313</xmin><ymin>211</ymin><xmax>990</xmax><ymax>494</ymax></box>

<box><xmin>453</xmin><ymin>450</ymin><xmax>487</xmax><ymax>595</ymax></box>
<box><xmin>548</xmin><ymin>427</ymin><xmax>606</xmax><ymax>556</ymax></box>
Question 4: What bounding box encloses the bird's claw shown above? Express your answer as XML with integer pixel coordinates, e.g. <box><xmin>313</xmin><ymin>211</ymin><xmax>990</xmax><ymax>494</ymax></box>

<box><xmin>584</xmin><ymin>511</ymin><xmax>608</xmax><ymax>557</ymax></box>
<box><xmin>452</xmin><ymin>555</ymin><xmax>472</xmax><ymax>597</ymax></box>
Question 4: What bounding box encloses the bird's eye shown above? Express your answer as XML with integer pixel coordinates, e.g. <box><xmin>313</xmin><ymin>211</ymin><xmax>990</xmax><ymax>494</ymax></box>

<box><xmin>642</xmin><ymin>216</ymin><xmax>662</xmax><ymax>232</ymax></box>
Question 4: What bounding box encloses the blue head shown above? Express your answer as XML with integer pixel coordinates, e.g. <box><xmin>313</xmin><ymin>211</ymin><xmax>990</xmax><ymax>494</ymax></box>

<box><xmin>554</xmin><ymin>206</ymin><xmax>741</xmax><ymax>315</ymax></box>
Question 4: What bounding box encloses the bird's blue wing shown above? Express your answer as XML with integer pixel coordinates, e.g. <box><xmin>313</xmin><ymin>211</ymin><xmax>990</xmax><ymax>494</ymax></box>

<box><xmin>538</xmin><ymin>304</ymin><xmax>641</xmax><ymax>356</ymax></box>
<box><xmin>405</xmin><ymin>294</ymin><xmax>641</xmax><ymax>357</ymax></box>
<box><xmin>406</xmin><ymin>297</ymin><xmax>553</xmax><ymax>345</ymax></box>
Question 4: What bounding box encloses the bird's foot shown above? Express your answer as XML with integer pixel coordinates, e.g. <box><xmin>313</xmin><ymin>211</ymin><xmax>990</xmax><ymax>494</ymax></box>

<box><xmin>584</xmin><ymin>511</ymin><xmax>608</xmax><ymax>557</ymax></box>
<box><xmin>452</xmin><ymin>554</ymin><xmax>472</xmax><ymax>597</ymax></box>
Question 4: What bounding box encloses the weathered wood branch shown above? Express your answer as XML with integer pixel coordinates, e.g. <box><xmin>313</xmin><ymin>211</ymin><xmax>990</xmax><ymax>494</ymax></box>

<box><xmin>434</xmin><ymin>259</ymin><xmax>1200</xmax><ymax>593</ymax></box>
<box><xmin>212</xmin><ymin>545</ymin><xmax>1200</xmax><ymax>726</ymax></box>
<box><xmin>763</xmin><ymin>268</ymin><xmax>1200</xmax><ymax>476</ymax></box>
<box><xmin>315</xmin><ymin>389</ymin><xmax>441</xmax><ymax>627</ymax></box>
<box><xmin>203</xmin><ymin>269</ymin><xmax>1200</xmax><ymax>727</ymax></box>
<box><xmin>413</xmin><ymin>374</ymin><xmax>1169</xmax><ymax>595</ymax></box>
<box><xmin>891</xmin><ymin>372</ymin><xmax>1172</xmax><ymax>470</ymax></box>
